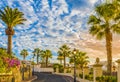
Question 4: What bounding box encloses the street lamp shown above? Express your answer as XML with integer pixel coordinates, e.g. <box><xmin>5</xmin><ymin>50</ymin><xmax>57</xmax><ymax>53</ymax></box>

<box><xmin>73</xmin><ymin>48</ymin><xmax>77</xmax><ymax>82</ymax></box>
<box><xmin>112</xmin><ymin>65</ymin><xmax>117</xmax><ymax>77</ymax></box>
<box><xmin>22</xmin><ymin>61</ymin><xmax>25</xmax><ymax>80</ymax></box>
<box><xmin>32</xmin><ymin>57</ymin><xmax>34</xmax><ymax>76</ymax></box>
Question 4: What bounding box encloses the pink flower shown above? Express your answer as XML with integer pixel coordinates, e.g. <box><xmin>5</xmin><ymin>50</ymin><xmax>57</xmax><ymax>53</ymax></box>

<box><xmin>3</xmin><ymin>58</ymin><xmax>21</xmax><ymax>68</ymax></box>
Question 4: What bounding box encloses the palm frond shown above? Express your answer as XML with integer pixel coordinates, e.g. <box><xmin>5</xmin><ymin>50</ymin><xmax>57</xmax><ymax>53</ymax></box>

<box><xmin>111</xmin><ymin>23</ymin><xmax>120</xmax><ymax>34</ymax></box>
<box><xmin>88</xmin><ymin>15</ymin><xmax>100</xmax><ymax>24</ymax></box>
<box><xmin>96</xmin><ymin>3</ymin><xmax>116</xmax><ymax>20</ymax></box>
<box><xmin>96</xmin><ymin>31</ymin><xmax>105</xmax><ymax>40</ymax></box>
<box><xmin>114</xmin><ymin>13</ymin><xmax>120</xmax><ymax>21</ymax></box>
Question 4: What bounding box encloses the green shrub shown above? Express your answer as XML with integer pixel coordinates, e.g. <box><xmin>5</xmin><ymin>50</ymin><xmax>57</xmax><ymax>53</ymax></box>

<box><xmin>83</xmin><ymin>74</ymin><xmax>93</xmax><ymax>81</ymax></box>
<box><xmin>66</xmin><ymin>69</ymin><xmax>71</xmax><ymax>73</ymax></box>
<box><xmin>53</xmin><ymin>63</ymin><xmax>59</xmax><ymax>72</ymax></box>
<box><xmin>96</xmin><ymin>76</ymin><xmax>117</xmax><ymax>82</ymax></box>
<box><xmin>89</xmin><ymin>68</ymin><xmax>93</xmax><ymax>75</ymax></box>
<box><xmin>79</xmin><ymin>73</ymin><xmax>83</xmax><ymax>79</ymax></box>
<box><xmin>58</xmin><ymin>64</ymin><xmax>64</xmax><ymax>73</ymax></box>
<box><xmin>85</xmin><ymin>75</ymin><xmax>89</xmax><ymax>80</ymax></box>
<box><xmin>88</xmin><ymin>75</ymin><xmax>93</xmax><ymax>81</ymax></box>
<box><xmin>53</xmin><ymin>63</ymin><xmax>64</xmax><ymax>73</ymax></box>
<box><xmin>96</xmin><ymin>77</ymin><xmax>101</xmax><ymax>81</ymax></box>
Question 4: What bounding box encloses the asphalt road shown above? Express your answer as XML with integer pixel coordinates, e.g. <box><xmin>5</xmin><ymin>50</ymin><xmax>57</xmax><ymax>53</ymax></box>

<box><xmin>32</xmin><ymin>72</ymin><xmax>79</xmax><ymax>82</ymax></box>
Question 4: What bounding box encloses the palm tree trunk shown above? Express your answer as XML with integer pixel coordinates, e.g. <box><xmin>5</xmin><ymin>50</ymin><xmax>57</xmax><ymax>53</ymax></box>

<box><xmin>8</xmin><ymin>35</ymin><xmax>12</xmax><ymax>55</ymax></box>
<box><xmin>5</xmin><ymin>28</ymin><xmax>14</xmax><ymax>55</ymax></box>
<box><xmin>37</xmin><ymin>55</ymin><xmax>39</xmax><ymax>64</ymax></box>
<box><xmin>60</xmin><ymin>60</ymin><xmax>62</xmax><ymax>65</ymax></box>
<box><xmin>64</xmin><ymin>55</ymin><xmax>66</xmax><ymax>68</ymax></box>
<box><xmin>23</xmin><ymin>56</ymin><xmax>25</xmax><ymax>61</ymax></box>
<box><xmin>106</xmin><ymin>30</ymin><xmax>112</xmax><ymax>75</ymax></box>
<box><xmin>46</xmin><ymin>57</ymin><xmax>48</xmax><ymax>67</ymax></box>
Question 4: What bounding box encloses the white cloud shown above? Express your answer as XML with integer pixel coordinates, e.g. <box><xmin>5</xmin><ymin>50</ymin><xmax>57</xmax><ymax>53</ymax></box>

<box><xmin>89</xmin><ymin>0</ymin><xmax>98</xmax><ymax>4</ymax></box>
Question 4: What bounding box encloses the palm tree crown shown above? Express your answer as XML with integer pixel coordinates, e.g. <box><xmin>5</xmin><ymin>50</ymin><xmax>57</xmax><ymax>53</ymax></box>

<box><xmin>20</xmin><ymin>49</ymin><xmax>28</xmax><ymax>61</ymax></box>
<box><xmin>0</xmin><ymin>6</ymin><xmax>26</xmax><ymax>28</ymax></box>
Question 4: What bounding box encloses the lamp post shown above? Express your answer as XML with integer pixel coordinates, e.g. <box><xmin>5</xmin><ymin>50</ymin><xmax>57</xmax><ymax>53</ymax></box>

<box><xmin>73</xmin><ymin>48</ymin><xmax>77</xmax><ymax>82</ymax></box>
<box><xmin>32</xmin><ymin>57</ymin><xmax>34</xmax><ymax>76</ymax></box>
<box><xmin>22</xmin><ymin>61</ymin><xmax>25</xmax><ymax>80</ymax></box>
<box><xmin>112</xmin><ymin>65</ymin><xmax>117</xmax><ymax>78</ymax></box>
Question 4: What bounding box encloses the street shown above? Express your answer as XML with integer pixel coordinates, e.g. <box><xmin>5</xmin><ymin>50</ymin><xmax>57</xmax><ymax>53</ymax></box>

<box><xmin>32</xmin><ymin>72</ymin><xmax>79</xmax><ymax>82</ymax></box>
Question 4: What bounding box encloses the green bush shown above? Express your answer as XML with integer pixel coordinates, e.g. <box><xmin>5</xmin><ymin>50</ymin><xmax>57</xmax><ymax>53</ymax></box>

<box><xmin>82</xmin><ymin>74</ymin><xmax>93</xmax><ymax>81</ymax></box>
<box><xmin>85</xmin><ymin>75</ymin><xmax>89</xmax><ymax>80</ymax></box>
<box><xmin>66</xmin><ymin>68</ymin><xmax>71</xmax><ymax>73</ymax></box>
<box><xmin>53</xmin><ymin>63</ymin><xmax>59</xmax><ymax>72</ymax></box>
<box><xmin>58</xmin><ymin>64</ymin><xmax>64</xmax><ymax>73</ymax></box>
<box><xmin>96</xmin><ymin>76</ymin><xmax>117</xmax><ymax>82</ymax></box>
<box><xmin>53</xmin><ymin>63</ymin><xmax>64</xmax><ymax>73</ymax></box>
<box><xmin>79</xmin><ymin>73</ymin><xmax>83</xmax><ymax>79</ymax></box>
<box><xmin>88</xmin><ymin>75</ymin><xmax>93</xmax><ymax>81</ymax></box>
<box><xmin>96</xmin><ymin>77</ymin><xmax>101</xmax><ymax>81</ymax></box>
<box><xmin>89</xmin><ymin>68</ymin><xmax>93</xmax><ymax>75</ymax></box>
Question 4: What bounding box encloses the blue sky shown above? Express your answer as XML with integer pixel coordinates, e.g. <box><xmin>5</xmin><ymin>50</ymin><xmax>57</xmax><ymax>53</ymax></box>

<box><xmin>0</xmin><ymin>0</ymin><xmax>120</xmax><ymax>63</ymax></box>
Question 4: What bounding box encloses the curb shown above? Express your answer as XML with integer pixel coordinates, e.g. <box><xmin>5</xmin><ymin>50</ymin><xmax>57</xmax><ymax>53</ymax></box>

<box><xmin>22</xmin><ymin>76</ymin><xmax>37</xmax><ymax>82</ymax></box>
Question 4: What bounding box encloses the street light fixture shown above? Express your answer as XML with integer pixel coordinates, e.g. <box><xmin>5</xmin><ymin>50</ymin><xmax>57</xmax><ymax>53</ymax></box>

<box><xmin>73</xmin><ymin>48</ymin><xmax>77</xmax><ymax>82</ymax></box>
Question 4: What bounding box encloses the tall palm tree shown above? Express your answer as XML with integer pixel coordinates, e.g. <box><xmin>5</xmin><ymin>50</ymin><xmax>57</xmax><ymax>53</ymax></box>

<box><xmin>33</xmin><ymin>48</ymin><xmax>41</xmax><ymax>64</ymax></box>
<box><xmin>0</xmin><ymin>6</ymin><xmax>26</xmax><ymax>55</ymax></box>
<box><xmin>20</xmin><ymin>49</ymin><xmax>28</xmax><ymax>61</ymax></box>
<box><xmin>88</xmin><ymin>1</ymin><xmax>120</xmax><ymax>75</ymax></box>
<box><xmin>42</xmin><ymin>50</ymin><xmax>52</xmax><ymax>67</ymax></box>
<box><xmin>20</xmin><ymin>49</ymin><xmax>28</xmax><ymax>80</ymax></box>
<box><xmin>57</xmin><ymin>54</ymin><xmax>64</xmax><ymax>64</ymax></box>
<box><xmin>58</xmin><ymin>44</ymin><xmax>71</xmax><ymax>68</ymax></box>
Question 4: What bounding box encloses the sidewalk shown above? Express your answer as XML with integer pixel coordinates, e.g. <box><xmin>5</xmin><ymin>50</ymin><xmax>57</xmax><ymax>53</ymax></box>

<box><xmin>22</xmin><ymin>75</ymin><xmax>37</xmax><ymax>82</ymax></box>
<box><xmin>78</xmin><ymin>79</ymin><xmax>93</xmax><ymax>82</ymax></box>
<box><xmin>54</xmin><ymin>73</ymin><xmax>93</xmax><ymax>82</ymax></box>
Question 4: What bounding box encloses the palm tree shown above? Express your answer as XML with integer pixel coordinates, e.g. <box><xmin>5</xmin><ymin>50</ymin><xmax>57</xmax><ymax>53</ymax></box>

<box><xmin>20</xmin><ymin>49</ymin><xmax>28</xmax><ymax>61</ymax></box>
<box><xmin>39</xmin><ymin>50</ymin><xmax>45</xmax><ymax>63</ymax></box>
<box><xmin>20</xmin><ymin>49</ymin><xmax>28</xmax><ymax>80</ymax></box>
<box><xmin>33</xmin><ymin>48</ymin><xmax>41</xmax><ymax>64</ymax></box>
<box><xmin>58</xmin><ymin>44</ymin><xmax>71</xmax><ymax>68</ymax></box>
<box><xmin>69</xmin><ymin>49</ymin><xmax>89</xmax><ymax>70</ymax></box>
<box><xmin>42</xmin><ymin>50</ymin><xmax>52</xmax><ymax>67</ymax></box>
<box><xmin>32</xmin><ymin>51</ymin><xmax>36</xmax><ymax>63</ymax></box>
<box><xmin>0</xmin><ymin>6</ymin><xmax>26</xmax><ymax>55</ymax></box>
<box><xmin>88</xmin><ymin>1</ymin><xmax>120</xmax><ymax>75</ymax></box>
<box><xmin>57</xmin><ymin>54</ymin><xmax>64</xmax><ymax>64</ymax></box>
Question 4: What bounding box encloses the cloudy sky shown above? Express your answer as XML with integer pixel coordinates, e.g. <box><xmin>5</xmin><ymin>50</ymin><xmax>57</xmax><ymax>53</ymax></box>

<box><xmin>0</xmin><ymin>0</ymin><xmax>120</xmax><ymax>63</ymax></box>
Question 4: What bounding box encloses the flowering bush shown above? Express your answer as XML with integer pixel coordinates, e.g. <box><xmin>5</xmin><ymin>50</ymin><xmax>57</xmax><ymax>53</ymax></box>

<box><xmin>0</xmin><ymin>57</ymin><xmax>20</xmax><ymax>73</ymax></box>
<box><xmin>0</xmin><ymin>48</ymin><xmax>21</xmax><ymax>73</ymax></box>
<box><xmin>3</xmin><ymin>57</ymin><xmax>20</xmax><ymax>68</ymax></box>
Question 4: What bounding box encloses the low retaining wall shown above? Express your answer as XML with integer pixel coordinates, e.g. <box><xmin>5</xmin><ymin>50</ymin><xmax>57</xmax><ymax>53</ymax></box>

<box><xmin>34</xmin><ymin>67</ymin><xmax>53</xmax><ymax>73</ymax></box>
